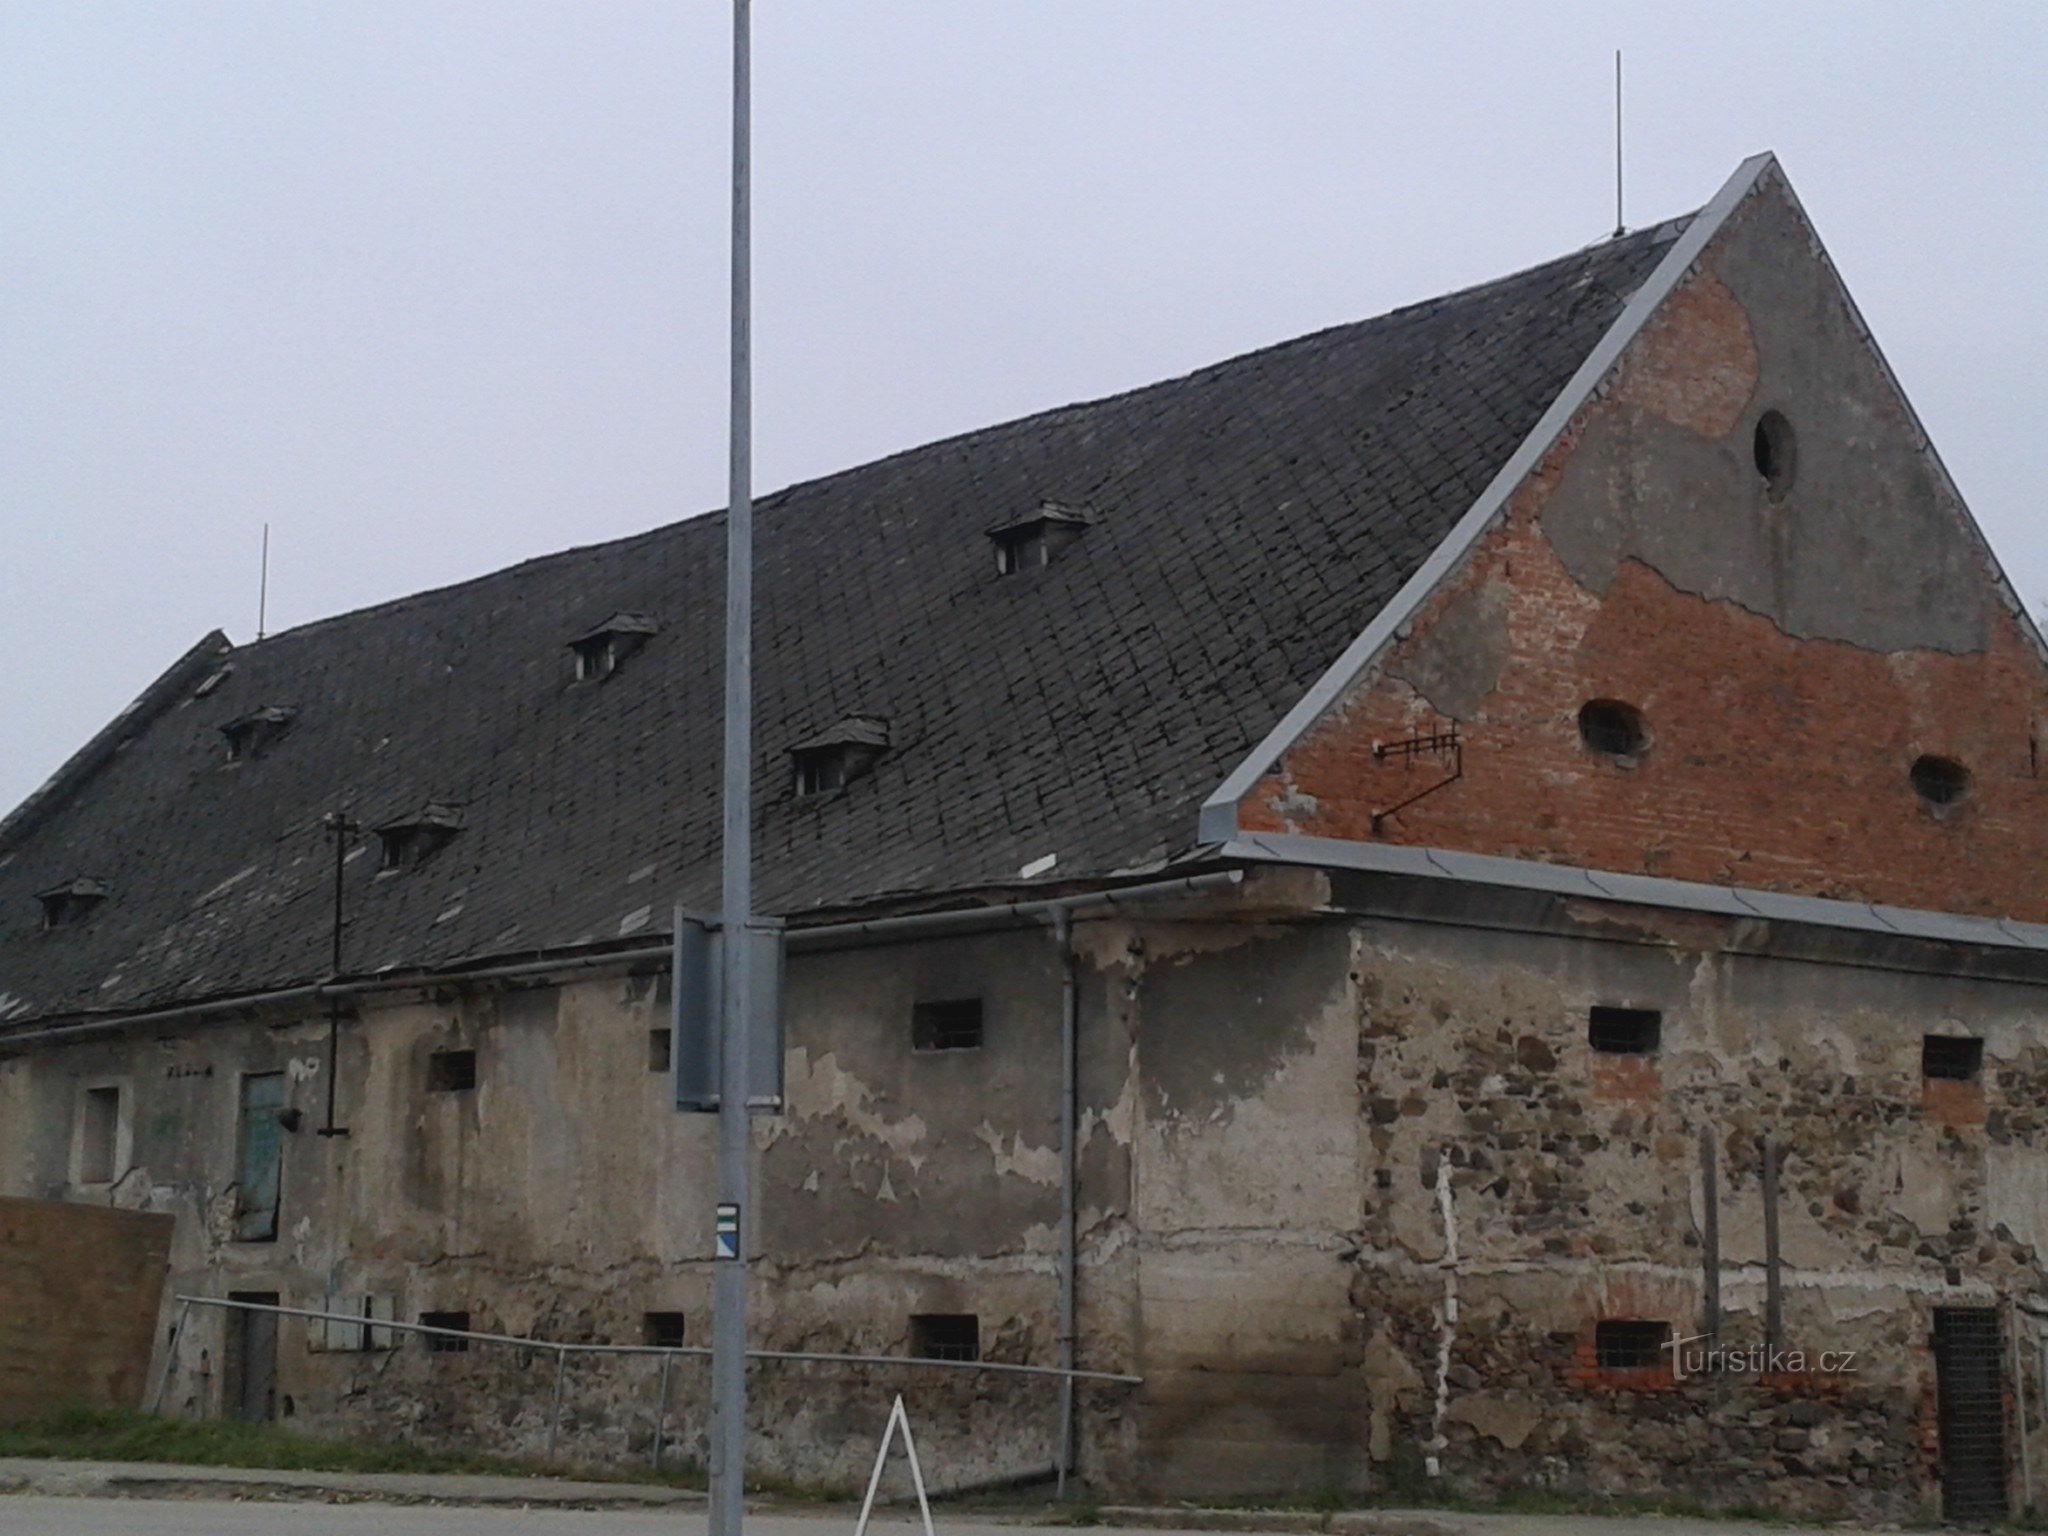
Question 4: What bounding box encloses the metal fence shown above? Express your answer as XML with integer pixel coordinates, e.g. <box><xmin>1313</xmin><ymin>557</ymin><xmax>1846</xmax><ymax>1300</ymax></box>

<box><xmin>154</xmin><ymin>1293</ymin><xmax>1139</xmax><ymax>1486</ymax></box>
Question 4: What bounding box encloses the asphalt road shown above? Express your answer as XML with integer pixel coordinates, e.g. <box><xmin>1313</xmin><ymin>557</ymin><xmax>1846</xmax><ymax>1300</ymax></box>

<box><xmin>0</xmin><ymin>1500</ymin><xmax>955</xmax><ymax>1536</ymax></box>
<box><xmin>0</xmin><ymin>1497</ymin><xmax>1891</xmax><ymax>1536</ymax></box>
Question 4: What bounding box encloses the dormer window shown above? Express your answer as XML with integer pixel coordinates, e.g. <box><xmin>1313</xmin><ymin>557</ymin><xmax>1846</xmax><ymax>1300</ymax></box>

<box><xmin>569</xmin><ymin>612</ymin><xmax>659</xmax><ymax>683</ymax></box>
<box><xmin>791</xmin><ymin>716</ymin><xmax>891</xmax><ymax>797</ymax></box>
<box><xmin>988</xmin><ymin>501</ymin><xmax>1092</xmax><ymax>576</ymax></box>
<box><xmin>221</xmin><ymin>705</ymin><xmax>296</xmax><ymax>763</ymax></box>
<box><xmin>38</xmin><ymin>878</ymin><xmax>107</xmax><ymax>930</ymax></box>
<box><xmin>374</xmin><ymin>803</ymin><xmax>465</xmax><ymax>872</ymax></box>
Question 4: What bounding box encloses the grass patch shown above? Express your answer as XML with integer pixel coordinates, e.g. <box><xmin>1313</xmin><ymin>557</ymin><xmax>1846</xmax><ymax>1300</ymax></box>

<box><xmin>0</xmin><ymin>1405</ymin><xmax>706</xmax><ymax>1490</ymax></box>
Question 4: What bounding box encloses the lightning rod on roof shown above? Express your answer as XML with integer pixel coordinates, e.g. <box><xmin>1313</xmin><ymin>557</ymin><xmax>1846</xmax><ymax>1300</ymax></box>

<box><xmin>1613</xmin><ymin>50</ymin><xmax>1626</xmax><ymax>238</ymax></box>
<box><xmin>258</xmin><ymin>523</ymin><xmax>270</xmax><ymax>641</ymax></box>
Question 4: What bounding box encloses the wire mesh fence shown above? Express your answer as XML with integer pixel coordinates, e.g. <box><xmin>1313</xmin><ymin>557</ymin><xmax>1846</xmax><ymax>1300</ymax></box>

<box><xmin>155</xmin><ymin>1293</ymin><xmax>1138</xmax><ymax>1493</ymax></box>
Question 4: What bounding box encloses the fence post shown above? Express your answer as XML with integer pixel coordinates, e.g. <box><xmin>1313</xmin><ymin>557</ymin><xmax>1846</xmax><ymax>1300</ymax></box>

<box><xmin>652</xmin><ymin>1351</ymin><xmax>674</xmax><ymax>1469</ymax></box>
<box><xmin>547</xmin><ymin>1344</ymin><xmax>569</xmax><ymax>1459</ymax></box>
<box><xmin>148</xmin><ymin>1297</ymin><xmax>194</xmax><ymax>1416</ymax></box>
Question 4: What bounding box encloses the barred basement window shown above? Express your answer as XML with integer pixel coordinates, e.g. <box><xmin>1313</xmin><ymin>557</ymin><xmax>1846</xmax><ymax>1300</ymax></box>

<box><xmin>643</xmin><ymin>1312</ymin><xmax>688</xmax><ymax>1349</ymax></box>
<box><xmin>420</xmin><ymin>1311</ymin><xmax>471</xmax><ymax>1353</ymax></box>
<box><xmin>1589</xmin><ymin>1006</ymin><xmax>1660</xmax><ymax>1055</ymax></box>
<box><xmin>912</xmin><ymin>999</ymin><xmax>984</xmax><ymax>1052</ymax></box>
<box><xmin>910</xmin><ymin>1313</ymin><xmax>980</xmax><ymax>1363</ymax></box>
<box><xmin>1923</xmin><ymin>1035</ymin><xmax>1984</xmax><ymax>1083</ymax></box>
<box><xmin>427</xmin><ymin>1050</ymin><xmax>477</xmax><ymax>1094</ymax></box>
<box><xmin>1595</xmin><ymin>1318</ymin><xmax>1670</xmax><ymax>1370</ymax></box>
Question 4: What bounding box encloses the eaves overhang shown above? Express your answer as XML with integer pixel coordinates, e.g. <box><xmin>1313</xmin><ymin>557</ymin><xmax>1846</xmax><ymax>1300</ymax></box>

<box><xmin>1219</xmin><ymin>830</ymin><xmax>2048</xmax><ymax>960</ymax></box>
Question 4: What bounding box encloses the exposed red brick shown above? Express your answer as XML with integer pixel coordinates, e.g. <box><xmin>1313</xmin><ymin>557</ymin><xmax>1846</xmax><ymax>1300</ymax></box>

<box><xmin>1242</xmin><ymin>261</ymin><xmax>2048</xmax><ymax>925</ymax></box>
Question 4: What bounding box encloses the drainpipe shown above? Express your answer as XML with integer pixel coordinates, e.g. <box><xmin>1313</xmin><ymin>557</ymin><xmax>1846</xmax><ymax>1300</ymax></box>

<box><xmin>1054</xmin><ymin>905</ymin><xmax>1079</xmax><ymax>1497</ymax></box>
<box><xmin>318</xmin><ymin>811</ymin><xmax>357</xmax><ymax>1138</ymax></box>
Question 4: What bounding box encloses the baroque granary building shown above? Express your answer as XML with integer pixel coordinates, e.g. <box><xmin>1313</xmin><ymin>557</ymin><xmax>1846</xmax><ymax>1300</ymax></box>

<box><xmin>5</xmin><ymin>154</ymin><xmax>2048</xmax><ymax>1520</ymax></box>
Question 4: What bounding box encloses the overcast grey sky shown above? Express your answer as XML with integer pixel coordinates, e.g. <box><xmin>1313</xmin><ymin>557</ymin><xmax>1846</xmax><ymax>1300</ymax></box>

<box><xmin>4</xmin><ymin>3</ymin><xmax>2045</xmax><ymax>816</ymax></box>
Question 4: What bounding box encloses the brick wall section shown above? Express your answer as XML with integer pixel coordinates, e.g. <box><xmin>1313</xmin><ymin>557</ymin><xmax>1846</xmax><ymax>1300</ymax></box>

<box><xmin>0</xmin><ymin>1197</ymin><xmax>174</xmax><ymax>1417</ymax></box>
<box><xmin>1243</xmin><ymin>201</ymin><xmax>2048</xmax><ymax>924</ymax></box>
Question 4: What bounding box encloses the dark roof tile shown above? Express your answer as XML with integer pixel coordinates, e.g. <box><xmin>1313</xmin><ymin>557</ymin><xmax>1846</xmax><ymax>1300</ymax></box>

<box><xmin>0</xmin><ymin>221</ymin><xmax>1684</xmax><ymax>1022</ymax></box>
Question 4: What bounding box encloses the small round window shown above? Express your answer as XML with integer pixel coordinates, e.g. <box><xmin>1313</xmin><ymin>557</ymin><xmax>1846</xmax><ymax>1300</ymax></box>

<box><xmin>1753</xmin><ymin>410</ymin><xmax>1797</xmax><ymax>498</ymax></box>
<box><xmin>1579</xmin><ymin>700</ymin><xmax>1646</xmax><ymax>758</ymax></box>
<box><xmin>1910</xmin><ymin>755</ymin><xmax>1971</xmax><ymax>809</ymax></box>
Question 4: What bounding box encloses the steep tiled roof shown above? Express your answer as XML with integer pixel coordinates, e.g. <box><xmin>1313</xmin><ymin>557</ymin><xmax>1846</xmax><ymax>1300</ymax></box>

<box><xmin>0</xmin><ymin>218</ymin><xmax>1686</xmax><ymax>1023</ymax></box>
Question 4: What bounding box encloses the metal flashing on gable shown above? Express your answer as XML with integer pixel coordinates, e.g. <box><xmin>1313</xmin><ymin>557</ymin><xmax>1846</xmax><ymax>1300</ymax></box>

<box><xmin>1220</xmin><ymin>831</ymin><xmax>2048</xmax><ymax>957</ymax></box>
<box><xmin>1195</xmin><ymin>153</ymin><xmax>1779</xmax><ymax>845</ymax></box>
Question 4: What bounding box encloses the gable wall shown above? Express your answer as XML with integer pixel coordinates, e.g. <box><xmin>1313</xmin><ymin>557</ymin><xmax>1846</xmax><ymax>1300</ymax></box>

<box><xmin>1241</xmin><ymin>171</ymin><xmax>2048</xmax><ymax>922</ymax></box>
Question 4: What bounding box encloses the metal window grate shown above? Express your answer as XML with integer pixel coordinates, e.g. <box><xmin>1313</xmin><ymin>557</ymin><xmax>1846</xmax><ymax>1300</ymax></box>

<box><xmin>1923</xmin><ymin>1035</ymin><xmax>1983</xmax><ymax>1082</ymax></box>
<box><xmin>1589</xmin><ymin>1006</ymin><xmax>1661</xmax><ymax>1055</ymax></box>
<box><xmin>910</xmin><ymin>1313</ymin><xmax>980</xmax><ymax>1363</ymax></box>
<box><xmin>1933</xmin><ymin>1306</ymin><xmax>2009</xmax><ymax>1521</ymax></box>
<box><xmin>419</xmin><ymin>1311</ymin><xmax>471</xmax><ymax>1354</ymax></box>
<box><xmin>912</xmin><ymin>999</ymin><xmax>984</xmax><ymax>1052</ymax></box>
<box><xmin>1594</xmin><ymin>1318</ymin><xmax>1670</xmax><ymax>1370</ymax></box>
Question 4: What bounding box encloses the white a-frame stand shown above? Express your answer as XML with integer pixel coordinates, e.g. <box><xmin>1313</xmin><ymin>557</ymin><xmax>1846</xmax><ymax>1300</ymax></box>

<box><xmin>852</xmin><ymin>1393</ymin><xmax>935</xmax><ymax>1536</ymax></box>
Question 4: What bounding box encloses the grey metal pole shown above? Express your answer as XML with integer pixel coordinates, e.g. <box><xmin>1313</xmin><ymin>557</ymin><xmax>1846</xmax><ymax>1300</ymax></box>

<box><xmin>149</xmin><ymin>1297</ymin><xmax>193</xmax><ymax>1416</ymax></box>
<box><xmin>711</xmin><ymin>3</ymin><xmax>754</xmax><ymax>1534</ymax></box>
<box><xmin>1698</xmin><ymin>1124</ymin><xmax>1720</xmax><ymax>1341</ymax></box>
<box><xmin>1761</xmin><ymin>1132</ymin><xmax>1783</xmax><ymax>1356</ymax></box>
<box><xmin>652</xmin><ymin>1350</ymin><xmax>673</xmax><ymax>1469</ymax></box>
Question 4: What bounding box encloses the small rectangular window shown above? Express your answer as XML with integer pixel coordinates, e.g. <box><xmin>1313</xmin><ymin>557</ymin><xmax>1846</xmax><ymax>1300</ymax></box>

<box><xmin>78</xmin><ymin>1085</ymin><xmax>121</xmax><ymax>1184</ymax></box>
<box><xmin>993</xmin><ymin>527</ymin><xmax>1047</xmax><ymax>576</ymax></box>
<box><xmin>234</xmin><ymin>1072</ymin><xmax>287</xmax><ymax>1243</ymax></box>
<box><xmin>1588</xmin><ymin>1006</ymin><xmax>1661</xmax><ymax>1056</ymax></box>
<box><xmin>1923</xmin><ymin>1035</ymin><xmax>1984</xmax><ymax>1082</ymax></box>
<box><xmin>793</xmin><ymin>747</ymin><xmax>849</xmax><ymax>797</ymax></box>
<box><xmin>643</xmin><ymin>1311</ymin><xmax>688</xmax><ymax>1349</ymax></box>
<box><xmin>913</xmin><ymin>999</ymin><xmax>984</xmax><ymax>1052</ymax></box>
<box><xmin>427</xmin><ymin>1049</ymin><xmax>477</xmax><ymax>1093</ymax></box>
<box><xmin>1594</xmin><ymin>1318</ymin><xmax>1670</xmax><ymax>1370</ymax></box>
<box><xmin>910</xmin><ymin>1313</ymin><xmax>980</xmax><ymax>1363</ymax></box>
<box><xmin>420</xmin><ymin>1310</ymin><xmax>471</xmax><ymax>1353</ymax></box>
<box><xmin>648</xmin><ymin>1029</ymin><xmax>673</xmax><ymax>1073</ymax></box>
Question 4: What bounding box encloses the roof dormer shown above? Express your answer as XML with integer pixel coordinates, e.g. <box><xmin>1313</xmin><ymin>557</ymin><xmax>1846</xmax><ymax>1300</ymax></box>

<box><xmin>221</xmin><ymin>705</ymin><xmax>296</xmax><ymax>763</ymax></box>
<box><xmin>569</xmin><ymin>612</ymin><xmax>659</xmax><ymax>683</ymax></box>
<box><xmin>374</xmin><ymin>802</ymin><xmax>465</xmax><ymax>872</ymax></box>
<box><xmin>38</xmin><ymin>878</ymin><xmax>107</xmax><ymax>930</ymax></box>
<box><xmin>791</xmin><ymin>716</ymin><xmax>891</xmax><ymax>796</ymax></box>
<box><xmin>987</xmin><ymin>501</ymin><xmax>1092</xmax><ymax>576</ymax></box>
